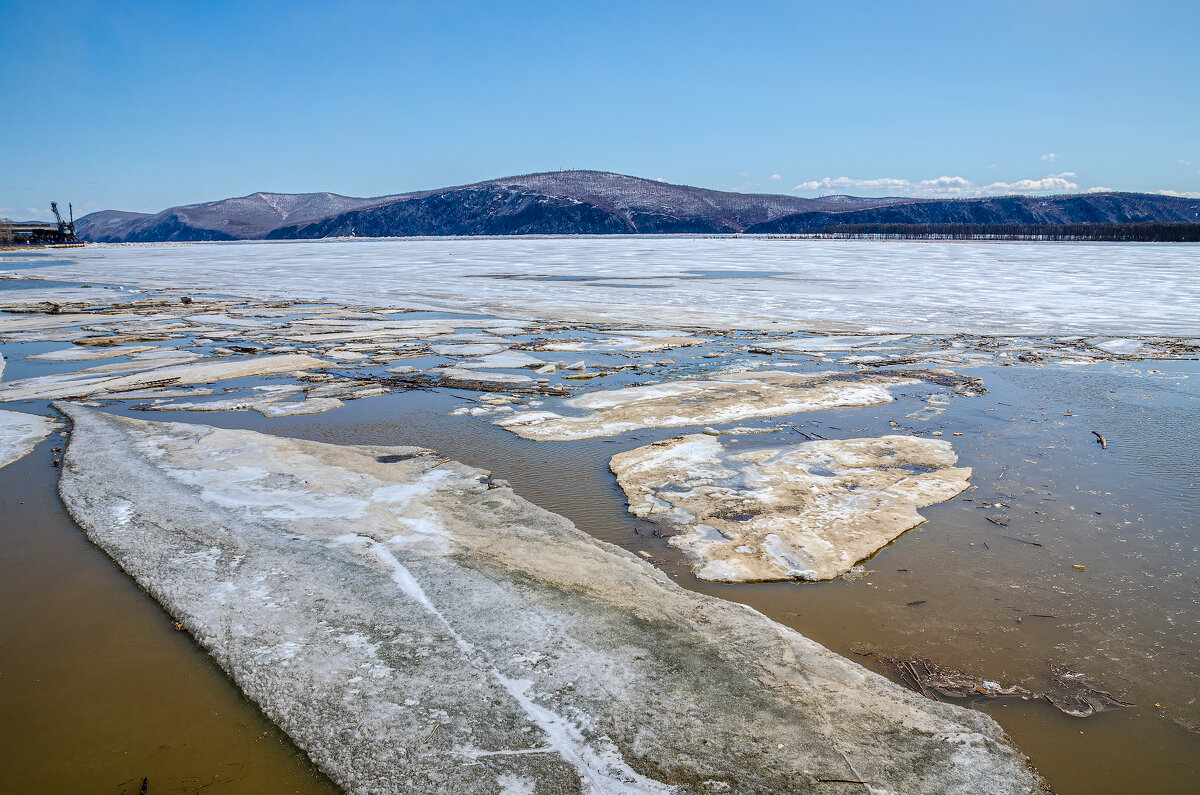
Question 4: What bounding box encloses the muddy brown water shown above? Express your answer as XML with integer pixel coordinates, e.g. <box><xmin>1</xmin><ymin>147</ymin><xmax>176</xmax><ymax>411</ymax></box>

<box><xmin>1</xmin><ymin>355</ymin><xmax>1198</xmax><ymax>792</ymax></box>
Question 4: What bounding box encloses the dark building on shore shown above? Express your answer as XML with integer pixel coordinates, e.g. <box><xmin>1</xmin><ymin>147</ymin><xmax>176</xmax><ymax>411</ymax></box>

<box><xmin>3</xmin><ymin>202</ymin><xmax>82</xmax><ymax>245</ymax></box>
<box><xmin>7</xmin><ymin>222</ymin><xmax>80</xmax><ymax>244</ymax></box>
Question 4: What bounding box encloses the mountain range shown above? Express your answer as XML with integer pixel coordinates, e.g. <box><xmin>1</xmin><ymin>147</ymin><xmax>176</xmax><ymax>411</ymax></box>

<box><xmin>75</xmin><ymin>170</ymin><xmax>1200</xmax><ymax>242</ymax></box>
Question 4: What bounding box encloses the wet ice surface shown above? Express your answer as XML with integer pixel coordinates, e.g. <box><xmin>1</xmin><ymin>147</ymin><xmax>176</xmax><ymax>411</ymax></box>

<box><xmin>15</xmin><ymin>237</ymin><xmax>1200</xmax><ymax>335</ymax></box>
<box><xmin>0</xmin><ymin>409</ymin><xmax>60</xmax><ymax>469</ymax></box>
<box><xmin>495</xmin><ymin>371</ymin><xmax>919</xmax><ymax>441</ymax></box>
<box><xmin>610</xmin><ymin>433</ymin><xmax>972</xmax><ymax>582</ymax></box>
<box><xmin>56</xmin><ymin>405</ymin><xmax>1041</xmax><ymax>794</ymax></box>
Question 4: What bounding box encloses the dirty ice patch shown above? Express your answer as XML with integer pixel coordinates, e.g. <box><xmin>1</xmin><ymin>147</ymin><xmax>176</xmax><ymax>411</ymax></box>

<box><xmin>610</xmin><ymin>433</ymin><xmax>972</xmax><ymax>582</ymax></box>
<box><xmin>496</xmin><ymin>370</ymin><xmax>919</xmax><ymax>441</ymax></box>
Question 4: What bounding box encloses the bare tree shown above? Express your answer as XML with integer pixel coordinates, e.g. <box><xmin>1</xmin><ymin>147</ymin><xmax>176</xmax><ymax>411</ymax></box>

<box><xmin>0</xmin><ymin>218</ymin><xmax>14</xmax><ymax>244</ymax></box>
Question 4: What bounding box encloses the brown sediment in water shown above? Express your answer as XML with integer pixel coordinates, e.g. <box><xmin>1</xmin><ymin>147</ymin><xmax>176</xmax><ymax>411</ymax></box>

<box><xmin>0</xmin><ymin>429</ymin><xmax>338</xmax><ymax>794</ymax></box>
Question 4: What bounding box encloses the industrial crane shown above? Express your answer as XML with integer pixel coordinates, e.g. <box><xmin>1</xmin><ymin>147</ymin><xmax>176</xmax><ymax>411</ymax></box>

<box><xmin>50</xmin><ymin>201</ymin><xmax>78</xmax><ymax>240</ymax></box>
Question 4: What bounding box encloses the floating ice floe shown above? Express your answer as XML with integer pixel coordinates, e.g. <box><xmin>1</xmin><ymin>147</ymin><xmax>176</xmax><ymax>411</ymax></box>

<box><xmin>0</xmin><ymin>409</ymin><xmax>60</xmax><ymax>469</ymax></box>
<box><xmin>527</xmin><ymin>334</ymin><xmax>710</xmax><ymax>354</ymax></box>
<box><xmin>0</xmin><ymin>354</ymin><xmax>329</xmax><ymax>401</ymax></box>
<box><xmin>26</xmin><ymin>344</ymin><xmax>161</xmax><ymax>362</ymax></box>
<box><xmin>430</xmin><ymin>343</ymin><xmax>510</xmax><ymax>356</ymax></box>
<box><xmin>496</xmin><ymin>370</ymin><xmax>920</xmax><ymax>441</ymax></box>
<box><xmin>754</xmin><ymin>334</ymin><xmax>912</xmax><ymax>353</ymax></box>
<box><xmin>143</xmin><ymin>386</ymin><xmax>306</xmax><ymax>413</ymax></box>
<box><xmin>437</xmin><ymin>367</ymin><xmax>536</xmax><ymax>391</ymax></box>
<box><xmin>0</xmin><ymin>313</ymin><xmax>147</xmax><ymax>335</ymax></box>
<box><xmin>55</xmin><ymin>405</ymin><xmax>1040</xmax><ymax>795</ymax></box>
<box><xmin>255</xmin><ymin>397</ymin><xmax>345</xmax><ymax>417</ymax></box>
<box><xmin>1086</xmin><ymin>337</ymin><xmax>1146</xmax><ymax>356</ymax></box>
<box><xmin>609</xmin><ymin>433</ymin><xmax>972</xmax><ymax>582</ymax></box>
<box><xmin>461</xmin><ymin>350</ymin><xmax>546</xmax><ymax>369</ymax></box>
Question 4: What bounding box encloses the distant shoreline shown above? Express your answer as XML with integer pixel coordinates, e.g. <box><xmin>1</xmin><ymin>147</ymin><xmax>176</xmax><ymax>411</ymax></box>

<box><xmin>769</xmin><ymin>222</ymin><xmax>1200</xmax><ymax>243</ymax></box>
<box><xmin>0</xmin><ymin>243</ymin><xmax>86</xmax><ymax>251</ymax></box>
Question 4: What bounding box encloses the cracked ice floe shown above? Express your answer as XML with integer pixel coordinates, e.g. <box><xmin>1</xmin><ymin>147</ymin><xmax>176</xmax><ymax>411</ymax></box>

<box><xmin>0</xmin><ymin>409</ymin><xmax>60</xmax><ymax>469</ymax></box>
<box><xmin>0</xmin><ymin>312</ymin><xmax>147</xmax><ymax>335</ymax></box>
<box><xmin>1086</xmin><ymin>337</ymin><xmax>1146</xmax><ymax>356</ymax></box>
<box><xmin>142</xmin><ymin>386</ymin><xmax>306</xmax><ymax>414</ymax></box>
<box><xmin>525</xmin><ymin>332</ymin><xmax>711</xmax><ymax>354</ymax></box>
<box><xmin>609</xmin><ymin>433</ymin><xmax>972</xmax><ymax>582</ymax></box>
<box><xmin>495</xmin><ymin>370</ymin><xmax>920</xmax><ymax>441</ymax></box>
<box><xmin>437</xmin><ymin>367</ymin><xmax>536</xmax><ymax>390</ymax></box>
<box><xmin>430</xmin><ymin>343</ymin><xmax>510</xmax><ymax>356</ymax></box>
<box><xmin>0</xmin><ymin>353</ymin><xmax>329</xmax><ymax>401</ymax></box>
<box><xmin>462</xmin><ymin>350</ymin><xmax>547</xmax><ymax>369</ymax></box>
<box><xmin>753</xmin><ymin>334</ymin><xmax>912</xmax><ymax>353</ymax></box>
<box><xmin>26</xmin><ymin>344</ymin><xmax>161</xmax><ymax>362</ymax></box>
<box><xmin>56</xmin><ymin>405</ymin><xmax>1039</xmax><ymax>795</ymax></box>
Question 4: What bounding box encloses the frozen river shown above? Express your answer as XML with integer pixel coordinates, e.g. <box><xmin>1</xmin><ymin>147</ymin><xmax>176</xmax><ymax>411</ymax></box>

<box><xmin>2</xmin><ymin>239</ymin><xmax>1199</xmax><ymax>793</ymax></box>
<box><xmin>18</xmin><ymin>236</ymin><xmax>1200</xmax><ymax>336</ymax></box>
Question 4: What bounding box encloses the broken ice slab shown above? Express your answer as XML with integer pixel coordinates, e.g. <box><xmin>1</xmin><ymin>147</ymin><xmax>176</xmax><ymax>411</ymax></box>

<box><xmin>436</xmin><ymin>367</ymin><xmax>536</xmax><ymax>391</ymax></box>
<box><xmin>460</xmin><ymin>350</ymin><xmax>547</xmax><ymax>369</ymax></box>
<box><xmin>0</xmin><ymin>354</ymin><xmax>329</xmax><ymax>402</ymax></box>
<box><xmin>610</xmin><ymin>433</ymin><xmax>972</xmax><ymax>582</ymax></box>
<box><xmin>753</xmin><ymin>334</ymin><xmax>913</xmax><ymax>353</ymax></box>
<box><xmin>524</xmin><ymin>334</ymin><xmax>711</xmax><ymax>353</ymax></box>
<box><xmin>254</xmin><ymin>397</ymin><xmax>345</xmax><ymax>417</ymax></box>
<box><xmin>429</xmin><ymin>343</ymin><xmax>509</xmax><ymax>356</ymax></box>
<box><xmin>0</xmin><ymin>409</ymin><xmax>60</xmax><ymax>469</ymax></box>
<box><xmin>54</xmin><ymin>406</ymin><xmax>1039</xmax><ymax>795</ymax></box>
<box><xmin>495</xmin><ymin>370</ymin><xmax>921</xmax><ymax>441</ymax></box>
<box><xmin>26</xmin><ymin>344</ymin><xmax>161</xmax><ymax>362</ymax></box>
<box><xmin>1085</xmin><ymin>337</ymin><xmax>1146</xmax><ymax>356</ymax></box>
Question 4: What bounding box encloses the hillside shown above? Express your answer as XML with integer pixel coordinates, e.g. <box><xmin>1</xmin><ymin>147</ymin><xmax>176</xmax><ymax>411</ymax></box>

<box><xmin>76</xmin><ymin>191</ymin><xmax>405</xmax><ymax>242</ymax></box>
<box><xmin>77</xmin><ymin>171</ymin><xmax>908</xmax><ymax>241</ymax></box>
<box><xmin>744</xmin><ymin>192</ymin><xmax>1200</xmax><ymax>233</ymax></box>
<box><xmin>76</xmin><ymin>171</ymin><xmax>1200</xmax><ymax>242</ymax></box>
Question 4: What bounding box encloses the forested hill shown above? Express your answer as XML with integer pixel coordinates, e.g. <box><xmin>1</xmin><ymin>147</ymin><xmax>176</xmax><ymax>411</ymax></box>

<box><xmin>76</xmin><ymin>171</ymin><xmax>1200</xmax><ymax>242</ymax></box>
<box><xmin>743</xmin><ymin>192</ymin><xmax>1200</xmax><ymax>233</ymax></box>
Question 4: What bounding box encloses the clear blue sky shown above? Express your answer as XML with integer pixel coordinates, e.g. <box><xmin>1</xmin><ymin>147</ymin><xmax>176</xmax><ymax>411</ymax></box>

<box><xmin>3</xmin><ymin>0</ymin><xmax>1198</xmax><ymax>217</ymax></box>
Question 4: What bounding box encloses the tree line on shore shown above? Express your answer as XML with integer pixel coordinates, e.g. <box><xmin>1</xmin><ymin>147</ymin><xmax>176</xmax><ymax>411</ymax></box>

<box><xmin>787</xmin><ymin>222</ymin><xmax>1200</xmax><ymax>242</ymax></box>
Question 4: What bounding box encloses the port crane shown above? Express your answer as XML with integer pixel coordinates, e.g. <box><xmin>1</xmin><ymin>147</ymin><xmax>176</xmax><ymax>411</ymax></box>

<box><xmin>50</xmin><ymin>201</ymin><xmax>77</xmax><ymax>238</ymax></box>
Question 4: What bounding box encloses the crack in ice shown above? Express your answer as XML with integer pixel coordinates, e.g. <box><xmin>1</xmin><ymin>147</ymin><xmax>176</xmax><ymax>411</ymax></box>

<box><xmin>335</xmin><ymin>533</ymin><xmax>674</xmax><ymax>794</ymax></box>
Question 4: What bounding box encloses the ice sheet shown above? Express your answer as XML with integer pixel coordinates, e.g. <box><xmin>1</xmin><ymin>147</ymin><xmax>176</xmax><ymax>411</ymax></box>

<box><xmin>31</xmin><ymin>239</ymin><xmax>1200</xmax><ymax>336</ymax></box>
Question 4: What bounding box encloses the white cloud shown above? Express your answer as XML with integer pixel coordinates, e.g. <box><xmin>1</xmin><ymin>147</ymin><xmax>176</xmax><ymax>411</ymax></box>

<box><xmin>1178</xmin><ymin>159</ymin><xmax>1193</xmax><ymax>166</ymax></box>
<box><xmin>1157</xmin><ymin>189</ymin><xmax>1200</xmax><ymax>199</ymax></box>
<box><xmin>1085</xmin><ymin>186</ymin><xmax>1116</xmax><ymax>193</ymax></box>
<box><xmin>769</xmin><ymin>174</ymin><xmax>782</xmax><ymax>181</ymax></box>
<box><xmin>2</xmin><ymin>205</ymin><xmax>46</xmax><ymax>219</ymax></box>
<box><xmin>792</xmin><ymin>176</ymin><xmax>912</xmax><ymax>193</ymax></box>
<box><xmin>1041</xmin><ymin>153</ymin><xmax>1060</xmax><ymax>162</ymax></box>
<box><xmin>791</xmin><ymin>173</ymin><xmax>1080</xmax><ymax>198</ymax></box>
<box><xmin>982</xmin><ymin>173</ymin><xmax>1079</xmax><ymax>194</ymax></box>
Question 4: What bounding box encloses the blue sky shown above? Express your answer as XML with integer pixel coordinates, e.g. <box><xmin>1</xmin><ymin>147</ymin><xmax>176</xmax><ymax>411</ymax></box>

<box><xmin>2</xmin><ymin>0</ymin><xmax>1198</xmax><ymax>217</ymax></box>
